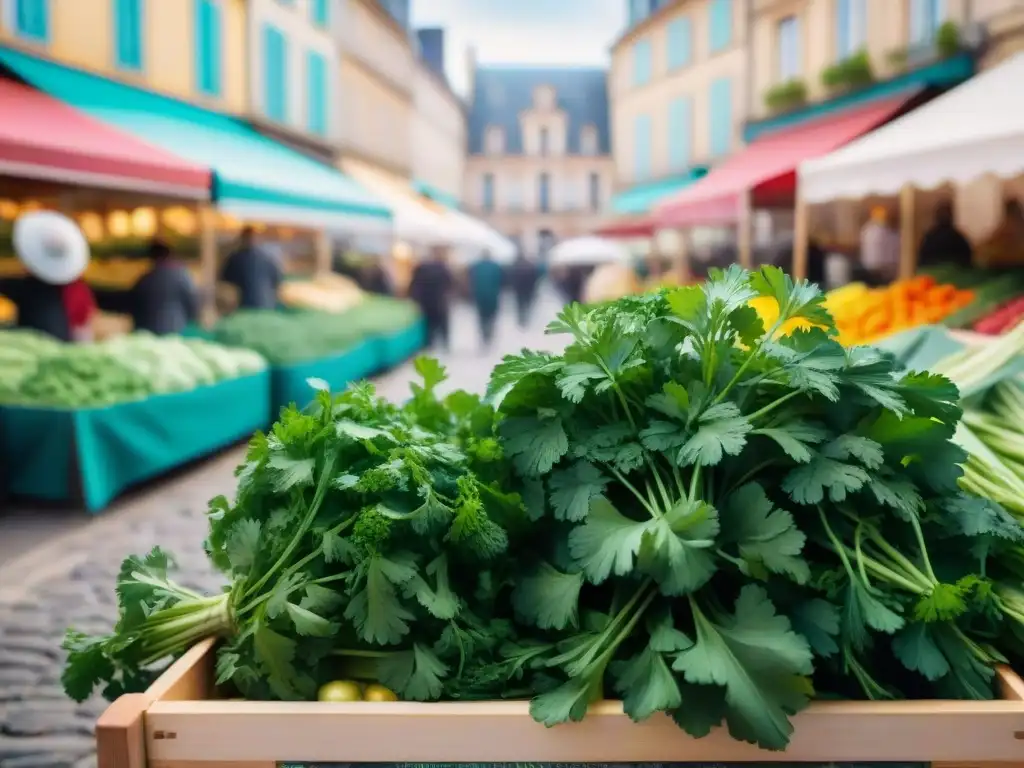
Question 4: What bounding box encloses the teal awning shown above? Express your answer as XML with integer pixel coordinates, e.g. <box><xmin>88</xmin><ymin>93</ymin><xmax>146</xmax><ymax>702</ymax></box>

<box><xmin>611</xmin><ymin>169</ymin><xmax>708</xmax><ymax>215</ymax></box>
<box><xmin>413</xmin><ymin>179</ymin><xmax>461</xmax><ymax>209</ymax></box>
<box><xmin>0</xmin><ymin>47</ymin><xmax>392</xmax><ymax>231</ymax></box>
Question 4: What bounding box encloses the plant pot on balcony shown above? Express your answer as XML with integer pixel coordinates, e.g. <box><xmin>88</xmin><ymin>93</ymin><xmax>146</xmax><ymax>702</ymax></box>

<box><xmin>764</xmin><ymin>79</ymin><xmax>808</xmax><ymax>115</ymax></box>
<box><xmin>821</xmin><ymin>51</ymin><xmax>875</xmax><ymax>96</ymax></box>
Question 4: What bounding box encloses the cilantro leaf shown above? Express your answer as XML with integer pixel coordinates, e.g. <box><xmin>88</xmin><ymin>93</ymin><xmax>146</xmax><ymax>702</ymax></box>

<box><xmin>782</xmin><ymin>436</ymin><xmax>876</xmax><ymax>504</ymax></box>
<box><xmin>512</xmin><ymin>562</ymin><xmax>584</xmax><ymax>630</ymax></box>
<box><xmin>529</xmin><ymin>675</ymin><xmax>599</xmax><ymax>726</ymax></box>
<box><xmin>749</xmin><ymin>265</ymin><xmax>832</xmax><ymax>329</ymax></box>
<box><xmin>266</xmin><ymin>454</ymin><xmax>316</xmax><ymax>491</ymax></box>
<box><xmin>673</xmin><ymin>585</ymin><xmax>814</xmax><ymax>750</ymax></box>
<box><xmin>377</xmin><ymin>644</ymin><xmax>449</xmax><ymax>701</ymax></box>
<box><xmin>501</xmin><ymin>414</ymin><xmax>569</xmax><ymax>477</ymax></box>
<box><xmin>893</xmin><ymin>623</ymin><xmax>951</xmax><ymax>681</ymax></box>
<box><xmin>752</xmin><ymin>422</ymin><xmax>827</xmax><ymax>464</ymax></box>
<box><xmin>226</xmin><ymin>519</ymin><xmax>262</xmax><ymax>572</ymax></box>
<box><xmin>677</xmin><ymin>402</ymin><xmax>751</xmax><ymax>467</ymax></box>
<box><xmin>865</xmin><ymin>470</ymin><xmax>925</xmax><ymax>521</ymax></box>
<box><xmin>404</xmin><ymin>555</ymin><xmax>459</xmax><ymax>620</ymax></box>
<box><xmin>841</xmin><ymin>576</ymin><xmax>905</xmax><ymax>651</ymax></box>
<box><xmin>548</xmin><ymin>460</ymin><xmax>609</xmax><ymax>522</ymax></box>
<box><xmin>611</xmin><ymin>645</ymin><xmax>681</xmax><ymax>721</ymax></box>
<box><xmin>344</xmin><ymin>555</ymin><xmax>417</xmax><ymax>645</ymax></box>
<box><xmin>567</xmin><ymin>497</ymin><xmax>648</xmax><ymax>584</ymax></box>
<box><xmin>721</xmin><ymin>483</ymin><xmax>809</xmax><ymax>583</ymax></box>
<box><xmin>253</xmin><ymin>626</ymin><xmax>314</xmax><ymax>700</ymax></box>
<box><xmin>637</xmin><ymin>499</ymin><xmax>720</xmax><ymax>595</ymax></box>
<box><xmin>789</xmin><ymin>599</ymin><xmax>841</xmax><ymax>658</ymax></box>
<box><xmin>285</xmin><ymin>602</ymin><xmax>339</xmax><ymax>637</ymax></box>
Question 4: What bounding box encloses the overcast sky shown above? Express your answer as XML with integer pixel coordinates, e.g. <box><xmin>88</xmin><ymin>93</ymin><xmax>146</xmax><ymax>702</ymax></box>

<box><xmin>410</xmin><ymin>0</ymin><xmax>626</xmax><ymax>95</ymax></box>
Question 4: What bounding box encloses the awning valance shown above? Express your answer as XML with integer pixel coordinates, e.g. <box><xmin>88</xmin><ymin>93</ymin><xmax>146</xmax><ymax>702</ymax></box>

<box><xmin>0</xmin><ymin>48</ymin><xmax>391</xmax><ymax>231</ymax></box>
<box><xmin>0</xmin><ymin>76</ymin><xmax>209</xmax><ymax>198</ymax></box>
<box><xmin>799</xmin><ymin>53</ymin><xmax>1024</xmax><ymax>202</ymax></box>
<box><xmin>655</xmin><ymin>96</ymin><xmax>912</xmax><ymax>228</ymax></box>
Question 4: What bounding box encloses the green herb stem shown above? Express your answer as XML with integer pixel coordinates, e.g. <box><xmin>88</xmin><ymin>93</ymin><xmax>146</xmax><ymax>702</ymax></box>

<box><xmin>747</xmin><ymin>390</ymin><xmax>801</xmax><ymax>422</ymax></box>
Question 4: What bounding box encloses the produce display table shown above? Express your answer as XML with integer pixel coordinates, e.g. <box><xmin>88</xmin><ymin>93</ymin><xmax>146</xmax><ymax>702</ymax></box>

<box><xmin>375</xmin><ymin>317</ymin><xmax>427</xmax><ymax>369</ymax></box>
<box><xmin>97</xmin><ymin>638</ymin><xmax>1024</xmax><ymax>768</ymax></box>
<box><xmin>0</xmin><ymin>371</ymin><xmax>271</xmax><ymax>512</ymax></box>
<box><xmin>270</xmin><ymin>338</ymin><xmax>381</xmax><ymax>414</ymax></box>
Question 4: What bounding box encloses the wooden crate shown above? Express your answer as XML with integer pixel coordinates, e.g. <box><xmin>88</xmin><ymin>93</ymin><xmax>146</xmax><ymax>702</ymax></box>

<box><xmin>97</xmin><ymin>638</ymin><xmax>1024</xmax><ymax>768</ymax></box>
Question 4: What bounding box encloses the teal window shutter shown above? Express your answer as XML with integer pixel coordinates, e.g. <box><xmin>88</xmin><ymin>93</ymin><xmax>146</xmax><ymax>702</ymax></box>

<box><xmin>195</xmin><ymin>0</ymin><xmax>222</xmax><ymax>96</ymax></box>
<box><xmin>709</xmin><ymin>77</ymin><xmax>732</xmax><ymax>157</ymax></box>
<box><xmin>263</xmin><ymin>25</ymin><xmax>287</xmax><ymax>122</ymax></box>
<box><xmin>306</xmin><ymin>51</ymin><xmax>327</xmax><ymax>135</ymax></box>
<box><xmin>709</xmin><ymin>0</ymin><xmax>732</xmax><ymax>53</ymax></box>
<box><xmin>667</xmin><ymin>17</ymin><xmax>691</xmax><ymax>70</ymax></box>
<box><xmin>632</xmin><ymin>40</ymin><xmax>652</xmax><ymax>86</ymax></box>
<box><xmin>115</xmin><ymin>0</ymin><xmax>143</xmax><ymax>71</ymax></box>
<box><xmin>310</xmin><ymin>0</ymin><xmax>329</xmax><ymax>27</ymax></box>
<box><xmin>482</xmin><ymin>173</ymin><xmax>494</xmax><ymax>211</ymax></box>
<box><xmin>634</xmin><ymin>113</ymin><xmax>652</xmax><ymax>180</ymax></box>
<box><xmin>15</xmin><ymin>0</ymin><xmax>49</xmax><ymax>43</ymax></box>
<box><xmin>668</xmin><ymin>96</ymin><xmax>691</xmax><ymax>171</ymax></box>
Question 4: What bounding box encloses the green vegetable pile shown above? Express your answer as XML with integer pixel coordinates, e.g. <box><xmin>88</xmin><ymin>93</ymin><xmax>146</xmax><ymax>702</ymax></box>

<box><xmin>212</xmin><ymin>297</ymin><xmax>421</xmax><ymax>365</ymax></box>
<box><xmin>0</xmin><ymin>330</ymin><xmax>267</xmax><ymax>408</ymax></box>
<box><xmin>62</xmin><ymin>267</ymin><xmax>1024</xmax><ymax>752</ymax></box>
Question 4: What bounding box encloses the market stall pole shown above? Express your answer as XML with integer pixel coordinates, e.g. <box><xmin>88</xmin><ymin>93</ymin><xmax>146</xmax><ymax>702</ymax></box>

<box><xmin>197</xmin><ymin>204</ymin><xmax>218</xmax><ymax>326</ymax></box>
<box><xmin>792</xmin><ymin>191</ymin><xmax>810</xmax><ymax>280</ymax></box>
<box><xmin>313</xmin><ymin>230</ymin><xmax>331</xmax><ymax>276</ymax></box>
<box><xmin>95</xmin><ymin>638</ymin><xmax>1024</xmax><ymax>768</ymax></box>
<box><xmin>900</xmin><ymin>183</ymin><xmax>917</xmax><ymax>280</ymax></box>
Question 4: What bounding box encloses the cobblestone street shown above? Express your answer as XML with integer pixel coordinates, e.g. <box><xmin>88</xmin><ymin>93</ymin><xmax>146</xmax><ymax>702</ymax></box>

<box><xmin>0</xmin><ymin>288</ymin><xmax>566</xmax><ymax>768</ymax></box>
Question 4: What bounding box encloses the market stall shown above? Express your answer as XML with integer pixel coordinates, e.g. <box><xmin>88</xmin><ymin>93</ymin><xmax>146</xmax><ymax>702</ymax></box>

<box><xmin>0</xmin><ymin>330</ymin><xmax>270</xmax><ymax>512</ymax></box>
<box><xmin>66</xmin><ymin>266</ymin><xmax>1024</xmax><ymax>767</ymax></box>
<box><xmin>798</xmin><ymin>52</ymin><xmax>1024</xmax><ymax>281</ymax></box>
<box><xmin>206</xmin><ymin>296</ymin><xmax>425</xmax><ymax>413</ymax></box>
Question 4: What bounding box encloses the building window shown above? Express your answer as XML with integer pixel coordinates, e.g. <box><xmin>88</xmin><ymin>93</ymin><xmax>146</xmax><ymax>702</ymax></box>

<box><xmin>306</xmin><ymin>51</ymin><xmax>328</xmax><ymax>136</ymax></box>
<box><xmin>485</xmin><ymin>126</ymin><xmax>505</xmax><ymax>155</ymax></box>
<box><xmin>482</xmin><ymin>173</ymin><xmax>495</xmax><ymax>212</ymax></box>
<box><xmin>533</xmin><ymin>85</ymin><xmax>556</xmax><ymax>110</ymax></box>
<box><xmin>633</xmin><ymin>39</ymin><xmax>653</xmax><ymax>86</ymax></box>
<box><xmin>628</xmin><ymin>0</ymin><xmax>650</xmax><ymax>26</ymax></box>
<box><xmin>777</xmin><ymin>15</ymin><xmax>801</xmax><ymax>80</ymax></box>
<box><xmin>14</xmin><ymin>0</ymin><xmax>49</xmax><ymax>43</ymax></box>
<box><xmin>195</xmin><ymin>0</ymin><xmax>222</xmax><ymax>97</ymax></box>
<box><xmin>634</xmin><ymin>113</ymin><xmax>652</xmax><ymax>181</ymax></box>
<box><xmin>538</xmin><ymin>173</ymin><xmax>551</xmax><ymax>213</ymax></box>
<box><xmin>709</xmin><ymin>77</ymin><xmax>732</xmax><ymax>158</ymax></box>
<box><xmin>114</xmin><ymin>0</ymin><xmax>143</xmax><ymax>71</ymax></box>
<box><xmin>589</xmin><ymin>172</ymin><xmax>601</xmax><ymax>212</ymax></box>
<box><xmin>310</xmin><ymin>0</ymin><xmax>329</xmax><ymax>27</ymax></box>
<box><xmin>539</xmin><ymin>127</ymin><xmax>550</xmax><ymax>156</ymax></box>
<box><xmin>263</xmin><ymin>24</ymin><xmax>288</xmax><ymax>121</ymax></box>
<box><xmin>910</xmin><ymin>0</ymin><xmax>945</xmax><ymax>45</ymax></box>
<box><xmin>668</xmin><ymin>96</ymin><xmax>692</xmax><ymax>172</ymax></box>
<box><xmin>580</xmin><ymin>125</ymin><xmax>598</xmax><ymax>155</ymax></box>
<box><xmin>709</xmin><ymin>0</ymin><xmax>732</xmax><ymax>53</ymax></box>
<box><xmin>667</xmin><ymin>17</ymin><xmax>692</xmax><ymax>70</ymax></box>
<box><xmin>835</xmin><ymin>0</ymin><xmax>866</xmax><ymax>59</ymax></box>
<box><xmin>505</xmin><ymin>177</ymin><xmax>522</xmax><ymax>210</ymax></box>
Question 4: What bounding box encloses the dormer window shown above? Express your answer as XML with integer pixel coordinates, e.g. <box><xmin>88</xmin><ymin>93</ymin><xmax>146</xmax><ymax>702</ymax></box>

<box><xmin>539</xmin><ymin>127</ymin><xmax>550</xmax><ymax>156</ymax></box>
<box><xmin>533</xmin><ymin>85</ymin><xmax>556</xmax><ymax>110</ymax></box>
<box><xmin>580</xmin><ymin>125</ymin><xmax>598</xmax><ymax>155</ymax></box>
<box><xmin>485</xmin><ymin>126</ymin><xmax>505</xmax><ymax>155</ymax></box>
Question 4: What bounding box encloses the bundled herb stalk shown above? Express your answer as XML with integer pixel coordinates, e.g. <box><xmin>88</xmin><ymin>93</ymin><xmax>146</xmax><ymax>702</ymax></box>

<box><xmin>63</xmin><ymin>359</ymin><xmax>528</xmax><ymax>703</ymax></box>
<box><xmin>481</xmin><ymin>266</ymin><xmax>1024</xmax><ymax>750</ymax></box>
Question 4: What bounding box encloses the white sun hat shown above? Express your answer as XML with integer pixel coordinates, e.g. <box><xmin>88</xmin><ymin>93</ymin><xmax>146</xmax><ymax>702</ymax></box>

<box><xmin>13</xmin><ymin>210</ymin><xmax>90</xmax><ymax>286</ymax></box>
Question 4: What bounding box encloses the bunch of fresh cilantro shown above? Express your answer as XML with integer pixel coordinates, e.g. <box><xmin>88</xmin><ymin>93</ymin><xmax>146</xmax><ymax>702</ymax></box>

<box><xmin>63</xmin><ymin>359</ymin><xmax>529</xmax><ymax>704</ymax></box>
<box><xmin>480</xmin><ymin>265</ymin><xmax>1024</xmax><ymax>750</ymax></box>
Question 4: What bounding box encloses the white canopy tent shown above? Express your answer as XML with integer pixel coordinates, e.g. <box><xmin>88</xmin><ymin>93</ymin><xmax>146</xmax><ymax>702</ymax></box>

<box><xmin>799</xmin><ymin>53</ymin><xmax>1024</xmax><ymax>202</ymax></box>
<box><xmin>445</xmin><ymin>208</ymin><xmax>517</xmax><ymax>263</ymax></box>
<box><xmin>549</xmin><ymin>236</ymin><xmax>632</xmax><ymax>266</ymax></box>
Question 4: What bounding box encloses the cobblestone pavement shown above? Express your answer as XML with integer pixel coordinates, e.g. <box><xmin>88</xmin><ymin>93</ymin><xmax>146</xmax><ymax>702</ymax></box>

<box><xmin>0</xmin><ymin>289</ymin><xmax>566</xmax><ymax>768</ymax></box>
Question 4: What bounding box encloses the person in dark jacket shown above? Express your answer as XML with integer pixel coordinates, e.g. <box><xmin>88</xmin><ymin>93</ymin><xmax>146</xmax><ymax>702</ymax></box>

<box><xmin>128</xmin><ymin>238</ymin><xmax>199</xmax><ymax>335</ymax></box>
<box><xmin>220</xmin><ymin>226</ymin><xmax>282</xmax><ymax>310</ymax></box>
<box><xmin>774</xmin><ymin>236</ymin><xmax>827</xmax><ymax>286</ymax></box>
<box><xmin>407</xmin><ymin>246</ymin><xmax>454</xmax><ymax>351</ymax></box>
<box><xmin>918</xmin><ymin>202</ymin><xmax>973</xmax><ymax>269</ymax></box>
<box><xmin>468</xmin><ymin>251</ymin><xmax>504</xmax><ymax>348</ymax></box>
<box><xmin>507</xmin><ymin>252</ymin><xmax>540</xmax><ymax>328</ymax></box>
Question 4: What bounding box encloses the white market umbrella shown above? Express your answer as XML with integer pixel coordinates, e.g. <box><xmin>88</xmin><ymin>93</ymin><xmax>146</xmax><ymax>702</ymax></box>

<box><xmin>548</xmin><ymin>236</ymin><xmax>631</xmax><ymax>266</ymax></box>
<box><xmin>13</xmin><ymin>210</ymin><xmax>89</xmax><ymax>285</ymax></box>
<box><xmin>446</xmin><ymin>209</ymin><xmax>516</xmax><ymax>264</ymax></box>
<box><xmin>799</xmin><ymin>52</ymin><xmax>1024</xmax><ymax>201</ymax></box>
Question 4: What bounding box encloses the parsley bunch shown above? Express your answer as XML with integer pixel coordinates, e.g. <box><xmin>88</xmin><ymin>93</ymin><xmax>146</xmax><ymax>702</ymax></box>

<box><xmin>63</xmin><ymin>359</ymin><xmax>528</xmax><ymax>704</ymax></box>
<box><xmin>485</xmin><ymin>265</ymin><xmax>1024</xmax><ymax>750</ymax></box>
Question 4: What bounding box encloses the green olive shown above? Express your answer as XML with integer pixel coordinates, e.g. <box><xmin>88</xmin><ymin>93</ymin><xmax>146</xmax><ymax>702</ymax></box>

<box><xmin>363</xmin><ymin>684</ymin><xmax>399</xmax><ymax>702</ymax></box>
<box><xmin>317</xmin><ymin>680</ymin><xmax>363</xmax><ymax>702</ymax></box>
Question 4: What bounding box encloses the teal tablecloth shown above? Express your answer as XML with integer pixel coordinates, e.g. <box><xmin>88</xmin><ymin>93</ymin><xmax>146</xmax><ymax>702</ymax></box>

<box><xmin>270</xmin><ymin>338</ymin><xmax>380</xmax><ymax>414</ymax></box>
<box><xmin>376</xmin><ymin>318</ymin><xmax>427</xmax><ymax>368</ymax></box>
<box><xmin>0</xmin><ymin>370</ymin><xmax>271</xmax><ymax>513</ymax></box>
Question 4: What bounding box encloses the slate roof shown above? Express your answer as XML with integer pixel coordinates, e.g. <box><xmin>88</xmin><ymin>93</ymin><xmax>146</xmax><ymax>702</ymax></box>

<box><xmin>467</xmin><ymin>66</ymin><xmax>611</xmax><ymax>156</ymax></box>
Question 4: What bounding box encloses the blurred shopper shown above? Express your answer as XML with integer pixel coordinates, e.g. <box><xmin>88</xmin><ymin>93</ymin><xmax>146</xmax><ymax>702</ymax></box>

<box><xmin>978</xmin><ymin>198</ymin><xmax>1024</xmax><ymax>268</ymax></box>
<box><xmin>408</xmin><ymin>246</ymin><xmax>454</xmax><ymax>351</ymax></box>
<box><xmin>221</xmin><ymin>226</ymin><xmax>282</xmax><ymax>310</ymax></box>
<box><xmin>774</xmin><ymin>236</ymin><xmax>827</xmax><ymax>286</ymax></box>
<box><xmin>559</xmin><ymin>265</ymin><xmax>590</xmax><ymax>304</ymax></box>
<box><xmin>468</xmin><ymin>251</ymin><xmax>504</xmax><ymax>348</ymax></box>
<box><xmin>507</xmin><ymin>252</ymin><xmax>540</xmax><ymax>328</ymax></box>
<box><xmin>860</xmin><ymin>206</ymin><xmax>900</xmax><ymax>285</ymax></box>
<box><xmin>0</xmin><ymin>211</ymin><xmax>94</xmax><ymax>342</ymax></box>
<box><xmin>129</xmin><ymin>238</ymin><xmax>199</xmax><ymax>335</ymax></box>
<box><xmin>918</xmin><ymin>202</ymin><xmax>973</xmax><ymax>268</ymax></box>
<box><xmin>361</xmin><ymin>261</ymin><xmax>393</xmax><ymax>296</ymax></box>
